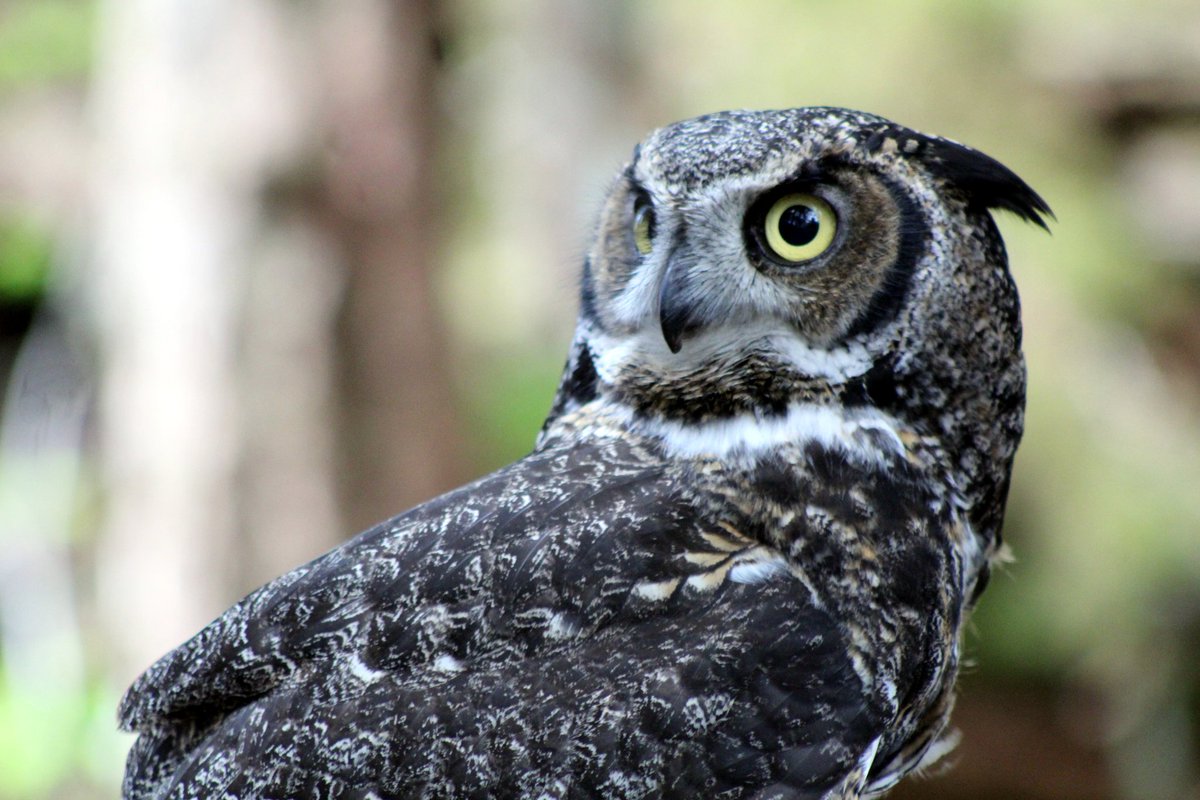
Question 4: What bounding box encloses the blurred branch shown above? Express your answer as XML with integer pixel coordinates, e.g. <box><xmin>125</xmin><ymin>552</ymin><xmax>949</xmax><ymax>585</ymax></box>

<box><xmin>310</xmin><ymin>0</ymin><xmax>471</xmax><ymax>531</ymax></box>
<box><xmin>87</xmin><ymin>0</ymin><xmax>473</xmax><ymax>681</ymax></box>
<box><xmin>87</xmin><ymin>0</ymin><xmax>319</xmax><ymax>679</ymax></box>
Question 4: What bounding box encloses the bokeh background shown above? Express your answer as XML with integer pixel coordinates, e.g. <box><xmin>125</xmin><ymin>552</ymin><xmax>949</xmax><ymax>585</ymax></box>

<box><xmin>0</xmin><ymin>1</ymin><xmax>1198</xmax><ymax>798</ymax></box>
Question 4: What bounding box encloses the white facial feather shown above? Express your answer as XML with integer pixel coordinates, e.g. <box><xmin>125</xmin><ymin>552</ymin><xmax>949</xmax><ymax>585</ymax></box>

<box><xmin>606</xmin><ymin>167</ymin><xmax>801</xmax><ymax>331</ymax></box>
<box><xmin>591</xmin><ymin>323</ymin><xmax>874</xmax><ymax>388</ymax></box>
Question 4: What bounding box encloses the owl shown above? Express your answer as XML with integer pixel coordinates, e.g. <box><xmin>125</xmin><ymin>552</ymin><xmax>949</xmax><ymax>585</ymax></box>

<box><xmin>119</xmin><ymin>107</ymin><xmax>1049</xmax><ymax>799</ymax></box>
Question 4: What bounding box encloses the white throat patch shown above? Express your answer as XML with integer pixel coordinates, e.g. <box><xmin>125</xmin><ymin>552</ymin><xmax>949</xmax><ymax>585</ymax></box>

<box><xmin>621</xmin><ymin>402</ymin><xmax>908</xmax><ymax>466</ymax></box>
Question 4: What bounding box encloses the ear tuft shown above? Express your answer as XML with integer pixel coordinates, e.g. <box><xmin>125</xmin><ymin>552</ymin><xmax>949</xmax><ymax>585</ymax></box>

<box><xmin>866</xmin><ymin>127</ymin><xmax>1053</xmax><ymax>230</ymax></box>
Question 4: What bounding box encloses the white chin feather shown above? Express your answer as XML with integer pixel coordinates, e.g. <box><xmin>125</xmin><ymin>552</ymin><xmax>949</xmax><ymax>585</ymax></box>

<box><xmin>592</xmin><ymin>322</ymin><xmax>874</xmax><ymax>386</ymax></box>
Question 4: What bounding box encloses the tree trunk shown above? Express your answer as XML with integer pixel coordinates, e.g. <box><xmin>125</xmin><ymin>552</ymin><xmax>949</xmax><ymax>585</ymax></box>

<box><xmin>313</xmin><ymin>0</ymin><xmax>470</xmax><ymax>533</ymax></box>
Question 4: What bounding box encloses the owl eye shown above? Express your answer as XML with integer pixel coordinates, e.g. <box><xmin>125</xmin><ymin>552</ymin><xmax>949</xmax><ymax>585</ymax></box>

<box><xmin>763</xmin><ymin>193</ymin><xmax>837</xmax><ymax>263</ymax></box>
<box><xmin>632</xmin><ymin>198</ymin><xmax>655</xmax><ymax>256</ymax></box>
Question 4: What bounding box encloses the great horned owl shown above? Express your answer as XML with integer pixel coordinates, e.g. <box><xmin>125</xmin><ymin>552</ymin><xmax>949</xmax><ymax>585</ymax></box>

<box><xmin>119</xmin><ymin>107</ymin><xmax>1050</xmax><ymax>799</ymax></box>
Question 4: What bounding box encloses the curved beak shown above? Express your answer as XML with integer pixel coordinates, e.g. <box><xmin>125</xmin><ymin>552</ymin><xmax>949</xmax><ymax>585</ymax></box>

<box><xmin>657</xmin><ymin>256</ymin><xmax>700</xmax><ymax>354</ymax></box>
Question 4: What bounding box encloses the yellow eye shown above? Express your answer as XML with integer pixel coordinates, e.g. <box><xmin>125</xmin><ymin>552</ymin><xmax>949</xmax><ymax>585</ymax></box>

<box><xmin>763</xmin><ymin>193</ymin><xmax>837</xmax><ymax>263</ymax></box>
<box><xmin>633</xmin><ymin>202</ymin><xmax>655</xmax><ymax>255</ymax></box>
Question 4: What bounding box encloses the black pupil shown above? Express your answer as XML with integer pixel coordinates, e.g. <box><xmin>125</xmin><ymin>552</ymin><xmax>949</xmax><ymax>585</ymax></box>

<box><xmin>778</xmin><ymin>204</ymin><xmax>820</xmax><ymax>246</ymax></box>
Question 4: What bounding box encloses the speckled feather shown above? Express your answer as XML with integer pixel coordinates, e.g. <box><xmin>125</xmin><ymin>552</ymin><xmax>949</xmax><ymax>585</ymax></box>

<box><xmin>120</xmin><ymin>107</ymin><xmax>1049</xmax><ymax>799</ymax></box>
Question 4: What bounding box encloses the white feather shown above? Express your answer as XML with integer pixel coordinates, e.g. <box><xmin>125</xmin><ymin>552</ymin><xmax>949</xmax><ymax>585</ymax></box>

<box><xmin>431</xmin><ymin>654</ymin><xmax>464</xmax><ymax>674</ymax></box>
<box><xmin>629</xmin><ymin>402</ymin><xmax>906</xmax><ymax>465</ymax></box>
<box><xmin>727</xmin><ymin>556</ymin><xmax>788</xmax><ymax>584</ymax></box>
<box><xmin>346</xmin><ymin>653</ymin><xmax>386</xmax><ymax>684</ymax></box>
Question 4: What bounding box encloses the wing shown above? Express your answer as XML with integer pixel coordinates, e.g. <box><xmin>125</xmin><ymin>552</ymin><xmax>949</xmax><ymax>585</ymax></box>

<box><xmin>119</xmin><ymin>435</ymin><xmax>891</xmax><ymax>800</ymax></box>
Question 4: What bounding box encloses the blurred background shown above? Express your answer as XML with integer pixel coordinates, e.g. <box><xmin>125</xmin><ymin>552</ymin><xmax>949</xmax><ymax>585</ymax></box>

<box><xmin>0</xmin><ymin>0</ymin><xmax>1197</xmax><ymax>797</ymax></box>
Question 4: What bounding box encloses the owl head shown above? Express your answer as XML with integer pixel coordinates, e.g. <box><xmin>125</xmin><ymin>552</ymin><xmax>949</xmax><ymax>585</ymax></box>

<box><xmin>542</xmin><ymin>108</ymin><xmax>1050</xmax><ymax>539</ymax></box>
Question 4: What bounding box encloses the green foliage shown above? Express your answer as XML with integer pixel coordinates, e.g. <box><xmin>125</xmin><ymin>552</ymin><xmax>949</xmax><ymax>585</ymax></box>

<box><xmin>0</xmin><ymin>677</ymin><xmax>122</xmax><ymax>799</ymax></box>
<box><xmin>0</xmin><ymin>0</ymin><xmax>95</xmax><ymax>89</ymax></box>
<box><xmin>460</xmin><ymin>350</ymin><xmax>562</xmax><ymax>473</ymax></box>
<box><xmin>0</xmin><ymin>216</ymin><xmax>53</xmax><ymax>304</ymax></box>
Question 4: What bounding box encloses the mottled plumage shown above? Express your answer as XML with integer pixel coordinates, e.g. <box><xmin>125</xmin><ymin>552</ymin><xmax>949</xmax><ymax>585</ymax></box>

<box><xmin>120</xmin><ymin>107</ymin><xmax>1050</xmax><ymax>799</ymax></box>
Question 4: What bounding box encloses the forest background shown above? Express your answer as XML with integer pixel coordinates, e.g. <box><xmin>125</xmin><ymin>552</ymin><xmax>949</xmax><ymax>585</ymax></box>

<box><xmin>0</xmin><ymin>1</ymin><xmax>1198</xmax><ymax>798</ymax></box>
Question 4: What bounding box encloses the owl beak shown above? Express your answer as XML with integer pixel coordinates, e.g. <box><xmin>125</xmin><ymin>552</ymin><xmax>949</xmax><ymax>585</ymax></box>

<box><xmin>658</xmin><ymin>258</ymin><xmax>700</xmax><ymax>354</ymax></box>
